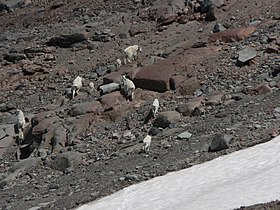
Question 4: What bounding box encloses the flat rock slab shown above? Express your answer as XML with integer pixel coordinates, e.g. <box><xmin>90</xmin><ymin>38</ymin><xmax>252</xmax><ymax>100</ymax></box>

<box><xmin>177</xmin><ymin>131</ymin><xmax>192</xmax><ymax>139</ymax></box>
<box><xmin>209</xmin><ymin>26</ymin><xmax>257</xmax><ymax>42</ymax></box>
<box><xmin>238</xmin><ymin>47</ymin><xmax>257</xmax><ymax>63</ymax></box>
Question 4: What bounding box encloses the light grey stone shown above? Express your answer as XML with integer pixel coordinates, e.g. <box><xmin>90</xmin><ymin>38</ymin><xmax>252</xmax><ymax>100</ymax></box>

<box><xmin>238</xmin><ymin>47</ymin><xmax>257</xmax><ymax>63</ymax></box>
<box><xmin>99</xmin><ymin>83</ymin><xmax>120</xmax><ymax>95</ymax></box>
<box><xmin>177</xmin><ymin>131</ymin><xmax>192</xmax><ymax>139</ymax></box>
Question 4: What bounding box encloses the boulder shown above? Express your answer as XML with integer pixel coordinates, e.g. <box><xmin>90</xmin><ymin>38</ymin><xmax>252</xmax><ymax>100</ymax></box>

<box><xmin>50</xmin><ymin>151</ymin><xmax>83</xmax><ymax>172</ymax></box>
<box><xmin>47</xmin><ymin>32</ymin><xmax>89</xmax><ymax>48</ymax></box>
<box><xmin>153</xmin><ymin>111</ymin><xmax>181</xmax><ymax>128</ymax></box>
<box><xmin>69</xmin><ymin>101</ymin><xmax>102</xmax><ymax>117</ymax></box>
<box><xmin>209</xmin><ymin>134</ymin><xmax>233</xmax><ymax>152</ymax></box>
<box><xmin>99</xmin><ymin>83</ymin><xmax>120</xmax><ymax>95</ymax></box>
<box><xmin>176</xmin><ymin>97</ymin><xmax>205</xmax><ymax>116</ymax></box>
<box><xmin>134</xmin><ymin>57</ymin><xmax>176</xmax><ymax>92</ymax></box>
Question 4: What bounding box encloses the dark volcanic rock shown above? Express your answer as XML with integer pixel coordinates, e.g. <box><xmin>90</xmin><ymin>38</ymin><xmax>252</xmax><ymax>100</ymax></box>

<box><xmin>47</xmin><ymin>32</ymin><xmax>89</xmax><ymax>48</ymax></box>
<box><xmin>209</xmin><ymin>134</ymin><xmax>233</xmax><ymax>152</ymax></box>
<box><xmin>50</xmin><ymin>151</ymin><xmax>83</xmax><ymax>172</ymax></box>
<box><xmin>3</xmin><ymin>53</ymin><xmax>26</xmax><ymax>63</ymax></box>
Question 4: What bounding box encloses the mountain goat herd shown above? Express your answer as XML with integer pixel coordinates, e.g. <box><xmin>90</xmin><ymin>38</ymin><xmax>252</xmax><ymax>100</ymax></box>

<box><xmin>14</xmin><ymin>44</ymin><xmax>160</xmax><ymax>154</ymax></box>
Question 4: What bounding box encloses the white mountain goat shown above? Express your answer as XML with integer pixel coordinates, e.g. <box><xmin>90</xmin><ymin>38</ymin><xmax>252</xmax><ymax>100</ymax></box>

<box><xmin>116</xmin><ymin>58</ymin><xmax>122</xmax><ymax>68</ymax></box>
<box><xmin>121</xmin><ymin>75</ymin><xmax>135</xmax><ymax>101</ymax></box>
<box><xmin>143</xmin><ymin>134</ymin><xmax>152</xmax><ymax>153</ymax></box>
<box><xmin>89</xmin><ymin>82</ymin><xmax>95</xmax><ymax>90</ymax></box>
<box><xmin>152</xmin><ymin>98</ymin><xmax>159</xmax><ymax>117</ymax></box>
<box><xmin>16</xmin><ymin>109</ymin><xmax>26</xmax><ymax>130</ymax></box>
<box><xmin>71</xmin><ymin>76</ymin><xmax>83</xmax><ymax>99</ymax></box>
<box><xmin>124</xmin><ymin>45</ymin><xmax>142</xmax><ymax>64</ymax></box>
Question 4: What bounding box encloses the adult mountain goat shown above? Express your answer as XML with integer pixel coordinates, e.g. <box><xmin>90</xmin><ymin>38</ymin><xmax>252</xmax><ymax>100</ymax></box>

<box><xmin>121</xmin><ymin>75</ymin><xmax>135</xmax><ymax>101</ymax></box>
<box><xmin>71</xmin><ymin>76</ymin><xmax>83</xmax><ymax>99</ymax></box>
<box><xmin>124</xmin><ymin>45</ymin><xmax>142</xmax><ymax>64</ymax></box>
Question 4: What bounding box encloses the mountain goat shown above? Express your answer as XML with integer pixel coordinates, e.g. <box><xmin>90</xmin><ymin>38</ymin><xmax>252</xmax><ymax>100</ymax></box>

<box><xmin>71</xmin><ymin>76</ymin><xmax>83</xmax><ymax>99</ymax></box>
<box><xmin>121</xmin><ymin>75</ymin><xmax>135</xmax><ymax>101</ymax></box>
<box><xmin>142</xmin><ymin>134</ymin><xmax>152</xmax><ymax>153</ymax></box>
<box><xmin>152</xmin><ymin>98</ymin><xmax>159</xmax><ymax>117</ymax></box>
<box><xmin>16</xmin><ymin>109</ymin><xmax>26</xmax><ymax>130</ymax></box>
<box><xmin>116</xmin><ymin>58</ymin><xmax>122</xmax><ymax>68</ymax></box>
<box><xmin>124</xmin><ymin>45</ymin><xmax>142</xmax><ymax>64</ymax></box>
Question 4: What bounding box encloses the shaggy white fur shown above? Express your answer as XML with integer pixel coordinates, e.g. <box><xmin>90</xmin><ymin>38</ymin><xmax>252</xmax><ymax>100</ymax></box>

<box><xmin>124</xmin><ymin>45</ymin><xmax>142</xmax><ymax>64</ymax></box>
<box><xmin>143</xmin><ymin>134</ymin><xmax>152</xmax><ymax>153</ymax></box>
<box><xmin>121</xmin><ymin>75</ymin><xmax>135</xmax><ymax>100</ymax></box>
<box><xmin>71</xmin><ymin>76</ymin><xmax>83</xmax><ymax>99</ymax></box>
<box><xmin>152</xmin><ymin>98</ymin><xmax>160</xmax><ymax>117</ymax></box>
<box><xmin>16</xmin><ymin>109</ymin><xmax>26</xmax><ymax>130</ymax></box>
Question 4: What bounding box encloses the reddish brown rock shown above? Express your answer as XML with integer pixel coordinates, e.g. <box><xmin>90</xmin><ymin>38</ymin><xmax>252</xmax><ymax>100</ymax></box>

<box><xmin>178</xmin><ymin>77</ymin><xmax>199</xmax><ymax>95</ymax></box>
<box><xmin>206</xmin><ymin>92</ymin><xmax>226</xmax><ymax>106</ymax></box>
<box><xmin>176</xmin><ymin>96</ymin><xmax>205</xmax><ymax>116</ymax></box>
<box><xmin>69</xmin><ymin>101</ymin><xmax>103</xmax><ymax>117</ymax></box>
<box><xmin>32</xmin><ymin>117</ymin><xmax>59</xmax><ymax>138</ymax></box>
<box><xmin>209</xmin><ymin>26</ymin><xmax>256</xmax><ymax>42</ymax></box>
<box><xmin>265</xmin><ymin>44</ymin><xmax>279</xmax><ymax>54</ymax></box>
<box><xmin>170</xmin><ymin>75</ymin><xmax>186</xmax><ymax>90</ymax></box>
<box><xmin>251</xmin><ymin>83</ymin><xmax>273</xmax><ymax>95</ymax></box>
<box><xmin>134</xmin><ymin>57</ymin><xmax>176</xmax><ymax>92</ymax></box>
<box><xmin>154</xmin><ymin>111</ymin><xmax>181</xmax><ymax>128</ymax></box>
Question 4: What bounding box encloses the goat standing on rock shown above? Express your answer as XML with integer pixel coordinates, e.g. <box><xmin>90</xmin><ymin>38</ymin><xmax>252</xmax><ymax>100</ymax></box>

<box><xmin>16</xmin><ymin>109</ymin><xmax>26</xmax><ymax>130</ymax></box>
<box><xmin>71</xmin><ymin>76</ymin><xmax>83</xmax><ymax>99</ymax></box>
<box><xmin>121</xmin><ymin>75</ymin><xmax>135</xmax><ymax>101</ymax></box>
<box><xmin>124</xmin><ymin>45</ymin><xmax>142</xmax><ymax>64</ymax></box>
<box><xmin>152</xmin><ymin>98</ymin><xmax>159</xmax><ymax>117</ymax></box>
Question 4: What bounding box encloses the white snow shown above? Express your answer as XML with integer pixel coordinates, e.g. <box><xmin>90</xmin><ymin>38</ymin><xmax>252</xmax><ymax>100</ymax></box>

<box><xmin>76</xmin><ymin>135</ymin><xmax>280</xmax><ymax>210</ymax></box>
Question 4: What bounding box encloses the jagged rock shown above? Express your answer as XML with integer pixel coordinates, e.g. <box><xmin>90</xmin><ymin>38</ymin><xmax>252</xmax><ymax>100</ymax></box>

<box><xmin>176</xmin><ymin>97</ymin><xmax>205</xmax><ymax>116</ymax></box>
<box><xmin>91</xmin><ymin>29</ymin><xmax>115</xmax><ymax>42</ymax></box>
<box><xmin>209</xmin><ymin>134</ymin><xmax>233</xmax><ymax>152</ymax></box>
<box><xmin>213</xmin><ymin>23</ymin><xmax>226</xmax><ymax>33</ymax></box>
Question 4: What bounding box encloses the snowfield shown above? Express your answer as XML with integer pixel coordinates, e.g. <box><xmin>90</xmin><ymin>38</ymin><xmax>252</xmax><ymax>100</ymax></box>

<box><xmin>76</xmin><ymin>135</ymin><xmax>280</xmax><ymax>210</ymax></box>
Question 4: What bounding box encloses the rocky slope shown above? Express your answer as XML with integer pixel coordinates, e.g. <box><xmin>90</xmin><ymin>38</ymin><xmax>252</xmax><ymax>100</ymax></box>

<box><xmin>0</xmin><ymin>0</ymin><xmax>279</xmax><ymax>209</ymax></box>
